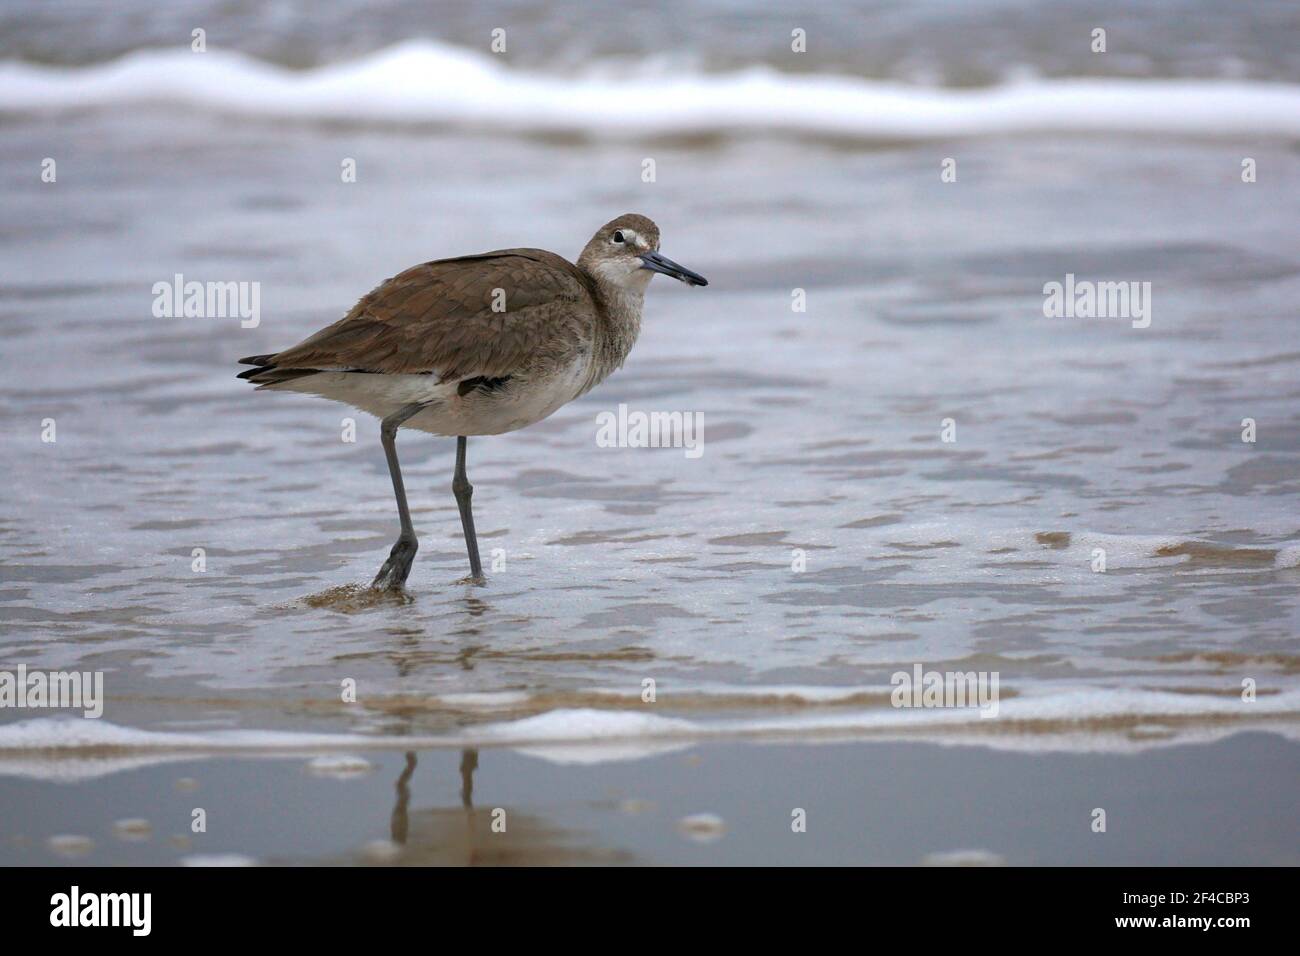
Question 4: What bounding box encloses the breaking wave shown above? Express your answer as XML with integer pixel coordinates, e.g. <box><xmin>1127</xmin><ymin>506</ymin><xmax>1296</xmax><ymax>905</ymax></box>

<box><xmin>2</xmin><ymin>40</ymin><xmax>1299</xmax><ymax>140</ymax></box>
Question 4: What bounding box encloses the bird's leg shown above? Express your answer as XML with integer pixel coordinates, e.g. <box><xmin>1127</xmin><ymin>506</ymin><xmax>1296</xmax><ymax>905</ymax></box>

<box><xmin>371</xmin><ymin>403</ymin><xmax>426</xmax><ymax>591</ymax></box>
<box><xmin>459</xmin><ymin>748</ymin><xmax>478</xmax><ymax>810</ymax></box>
<box><xmin>453</xmin><ymin>435</ymin><xmax>485</xmax><ymax>583</ymax></box>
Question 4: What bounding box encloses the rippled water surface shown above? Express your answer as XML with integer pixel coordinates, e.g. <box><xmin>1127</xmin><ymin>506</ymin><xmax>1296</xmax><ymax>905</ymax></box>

<box><xmin>2</xmin><ymin>2</ymin><xmax>1299</xmax><ymax>762</ymax></box>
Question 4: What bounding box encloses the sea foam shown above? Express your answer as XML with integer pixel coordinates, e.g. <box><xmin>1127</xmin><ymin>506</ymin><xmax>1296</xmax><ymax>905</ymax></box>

<box><xmin>1</xmin><ymin>41</ymin><xmax>1298</xmax><ymax>140</ymax></box>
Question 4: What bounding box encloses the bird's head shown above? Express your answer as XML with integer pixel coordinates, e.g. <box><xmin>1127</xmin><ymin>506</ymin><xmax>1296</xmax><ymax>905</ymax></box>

<box><xmin>579</xmin><ymin>213</ymin><xmax>708</xmax><ymax>293</ymax></box>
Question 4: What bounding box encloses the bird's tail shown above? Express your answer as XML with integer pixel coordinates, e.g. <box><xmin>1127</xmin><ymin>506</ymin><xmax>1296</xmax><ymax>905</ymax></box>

<box><xmin>237</xmin><ymin>353</ymin><xmax>319</xmax><ymax>386</ymax></box>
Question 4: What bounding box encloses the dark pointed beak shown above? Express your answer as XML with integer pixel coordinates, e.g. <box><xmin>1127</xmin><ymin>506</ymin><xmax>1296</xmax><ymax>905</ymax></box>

<box><xmin>639</xmin><ymin>251</ymin><xmax>708</xmax><ymax>287</ymax></box>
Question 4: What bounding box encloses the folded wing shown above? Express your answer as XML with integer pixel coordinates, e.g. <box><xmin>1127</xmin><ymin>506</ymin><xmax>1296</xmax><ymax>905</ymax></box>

<box><xmin>243</xmin><ymin>249</ymin><xmax>594</xmax><ymax>383</ymax></box>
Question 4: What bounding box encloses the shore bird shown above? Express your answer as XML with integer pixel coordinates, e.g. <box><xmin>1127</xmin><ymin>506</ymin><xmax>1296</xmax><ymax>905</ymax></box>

<box><xmin>237</xmin><ymin>214</ymin><xmax>707</xmax><ymax>590</ymax></box>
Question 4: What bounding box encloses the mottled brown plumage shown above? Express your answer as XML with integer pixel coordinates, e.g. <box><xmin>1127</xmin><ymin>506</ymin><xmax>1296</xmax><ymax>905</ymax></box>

<box><xmin>265</xmin><ymin>250</ymin><xmax>594</xmax><ymax>382</ymax></box>
<box><xmin>236</xmin><ymin>214</ymin><xmax>706</xmax><ymax>590</ymax></box>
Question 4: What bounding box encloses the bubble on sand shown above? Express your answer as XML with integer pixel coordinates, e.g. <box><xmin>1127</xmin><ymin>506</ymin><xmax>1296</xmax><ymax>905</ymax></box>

<box><xmin>306</xmin><ymin>754</ymin><xmax>373</xmax><ymax>778</ymax></box>
<box><xmin>360</xmin><ymin>839</ymin><xmax>403</xmax><ymax>862</ymax></box>
<box><xmin>922</xmin><ymin>849</ymin><xmax>1006</xmax><ymax>866</ymax></box>
<box><xmin>112</xmin><ymin>818</ymin><xmax>152</xmax><ymax>841</ymax></box>
<box><xmin>677</xmin><ymin>813</ymin><xmax>726</xmax><ymax>842</ymax></box>
<box><xmin>180</xmin><ymin>853</ymin><xmax>257</xmax><ymax>867</ymax></box>
<box><xmin>48</xmin><ymin>834</ymin><xmax>94</xmax><ymax>857</ymax></box>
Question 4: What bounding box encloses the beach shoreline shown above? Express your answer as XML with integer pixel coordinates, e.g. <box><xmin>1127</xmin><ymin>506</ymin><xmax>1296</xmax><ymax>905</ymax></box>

<box><xmin>2</xmin><ymin>730</ymin><xmax>1295</xmax><ymax>866</ymax></box>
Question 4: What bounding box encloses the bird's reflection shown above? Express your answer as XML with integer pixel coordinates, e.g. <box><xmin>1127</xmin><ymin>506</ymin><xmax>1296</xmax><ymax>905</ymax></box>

<box><xmin>390</xmin><ymin>751</ymin><xmax>417</xmax><ymax>844</ymax></box>
<box><xmin>378</xmin><ymin>747</ymin><xmax>626</xmax><ymax>864</ymax></box>
<box><xmin>390</xmin><ymin>748</ymin><xmax>477</xmax><ymax>845</ymax></box>
<box><xmin>460</xmin><ymin>748</ymin><xmax>478</xmax><ymax>809</ymax></box>
<box><xmin>452</xmin><ymin>596</ymin><xmax>492</xmax><ymax>667</ymax></box>
<box><xmin>387</xmin><ymin>627</ymin><xmax>424</xmax><ymax>679</ymax></box>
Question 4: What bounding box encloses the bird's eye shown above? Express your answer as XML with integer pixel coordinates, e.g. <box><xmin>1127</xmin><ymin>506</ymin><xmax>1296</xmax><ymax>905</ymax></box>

<box><xmin>612</xmin><ymin>231</ymin><xmax>625</xmax><ymax>244</ymax></box>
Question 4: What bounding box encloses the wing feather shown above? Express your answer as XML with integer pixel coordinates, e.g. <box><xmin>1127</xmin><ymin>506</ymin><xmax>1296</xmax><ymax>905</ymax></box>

<box><xmin>265</xmin><ymin>249</ymin><xmax>594</xmax><ymax>381</ymax></box>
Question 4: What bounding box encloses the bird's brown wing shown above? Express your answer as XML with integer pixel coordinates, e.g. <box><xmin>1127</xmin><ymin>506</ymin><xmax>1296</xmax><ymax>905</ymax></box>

<box><xmin>264</xmin><ymin>249</ymin><xmax>595</xmax><ymax>381</ymax></box>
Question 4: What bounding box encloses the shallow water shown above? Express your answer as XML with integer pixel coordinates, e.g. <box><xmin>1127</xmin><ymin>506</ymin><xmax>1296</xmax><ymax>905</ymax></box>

<box><xmin>4</xmin><ymin>734</ymin><xmax>1299</xmax><ymax>866</ymax></box>
<box><xmin>2</xmin><ymin>2</ymin><xmax>1300</xmax><ymax>766</ymax></box>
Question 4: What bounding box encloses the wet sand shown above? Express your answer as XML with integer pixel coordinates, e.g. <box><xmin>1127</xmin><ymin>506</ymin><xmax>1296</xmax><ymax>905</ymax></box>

<box><xmin>1</xmin><ymin>731</ymin><xmax>1296</xmax><ymax>866</ymax></box>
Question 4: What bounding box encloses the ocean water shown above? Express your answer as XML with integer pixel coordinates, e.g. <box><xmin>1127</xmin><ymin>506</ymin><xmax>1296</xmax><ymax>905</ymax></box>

<box><xmin>2</xmin><ymin>0</ymin><xmax>1299</xmax><ymax>778</ymax></box>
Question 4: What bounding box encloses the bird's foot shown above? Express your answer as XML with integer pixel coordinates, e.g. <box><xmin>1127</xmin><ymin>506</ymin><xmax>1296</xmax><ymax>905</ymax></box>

<box><xmin>371</xmin><ymin>535</ymin><xmax>418</xmax><ymax>591</ymax></box>
<box><xmin>455</xmin><ymin>572</ymin><xmax>487</xmax><ymax>587</ymax></box>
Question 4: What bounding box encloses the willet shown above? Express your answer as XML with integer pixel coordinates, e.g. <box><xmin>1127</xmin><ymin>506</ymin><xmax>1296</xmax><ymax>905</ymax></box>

<box><xmin>238</xmin><ymin>214</ymin><xmax>707</xmax><ymax>590</ymax></box>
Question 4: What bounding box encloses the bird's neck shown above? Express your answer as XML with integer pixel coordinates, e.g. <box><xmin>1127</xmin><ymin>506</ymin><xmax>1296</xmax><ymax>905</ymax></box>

<box><xmin>586</xmin><ymin>280</ymin><xmax>645</xmax><ymax>391</ymax></box>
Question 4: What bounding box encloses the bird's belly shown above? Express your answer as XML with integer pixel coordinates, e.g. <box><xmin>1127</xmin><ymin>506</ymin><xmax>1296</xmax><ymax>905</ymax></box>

<box><xmin>410</xmin><ymin>358</ymin><xmax>590</xmax><ymax>437</ymax></box>
<box><xmin>269</xmin><ymin>371</ymin><xmax>452</xmax><ymax>420</ymax></box>
<box><xmin>264</xmin><ymin>358</ymin><xmax>591</xmax><ymax>437</ymax></box>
